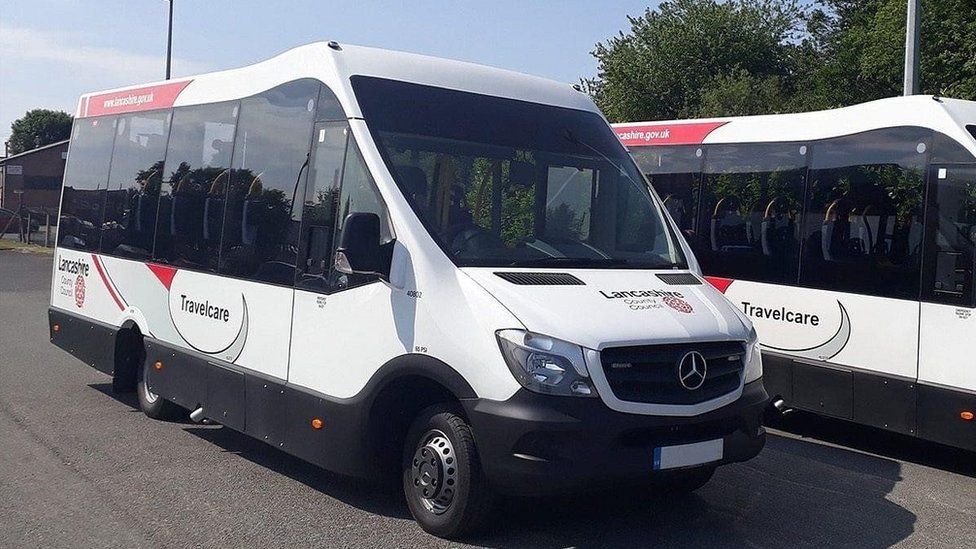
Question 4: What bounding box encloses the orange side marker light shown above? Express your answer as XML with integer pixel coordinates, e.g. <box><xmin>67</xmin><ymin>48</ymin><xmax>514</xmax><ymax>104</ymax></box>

<box><xmin>53</xmin><ymin>324</ymin><xmax>60</xmax><ymax>333</ymax></box>
<box><xmin>154</xmin><ymin>361</ymin><xmax>163</xmax><ymax>370</ymax></box>
<box><xmin>311</xmin><ymin>418</ymin><xmax>324</xmax><ymax>430</ymax></box>
<box><xmin>962</xmin><ymin>411</ymin><xmax>974</xmax><ymax>421</ymax></box>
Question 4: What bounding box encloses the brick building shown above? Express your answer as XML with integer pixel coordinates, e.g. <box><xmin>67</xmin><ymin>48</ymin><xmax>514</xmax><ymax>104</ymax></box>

<box><xmin>0</xmin><ymin>140</ymin><xmax>68</xmax><ymax>212</ymax></box>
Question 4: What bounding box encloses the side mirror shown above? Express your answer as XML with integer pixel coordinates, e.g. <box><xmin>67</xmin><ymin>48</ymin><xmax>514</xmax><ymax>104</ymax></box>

<box><xmin>334</xmin><ymin>212</ymin><xmax>390</xmax><ymax>278</ymax></box>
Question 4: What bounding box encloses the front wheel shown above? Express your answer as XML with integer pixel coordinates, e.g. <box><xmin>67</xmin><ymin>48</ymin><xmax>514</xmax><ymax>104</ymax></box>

<box><xmin>136</xmin><ymin>359</ymin><xmax>183</xmax><ymax>420</ymax></box>
<box><xmin>402</xmin><ymin>404</ymin><xmax>494</xmax><ymax>539</ymax></box>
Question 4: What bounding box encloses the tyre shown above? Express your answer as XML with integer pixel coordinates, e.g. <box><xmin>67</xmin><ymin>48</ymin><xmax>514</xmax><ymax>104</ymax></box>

<box><xmin>653</xmin><ymin>466</ymin><xmax>716</xmax><ymax>495</ymax></box>
<box><xmin>402</xmin><ymin>404</ymin><xmax>493</xmax><ymax>539</ymax></box>
<box><xmin>136</xmin><ymin>357</ymin><xmax>183</xmax><ymax>420</ymax></box>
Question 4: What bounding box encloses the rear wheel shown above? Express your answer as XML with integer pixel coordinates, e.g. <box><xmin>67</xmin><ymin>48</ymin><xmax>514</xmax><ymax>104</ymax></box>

<box><xmin>402</xmin><ymin>404</ymin><xmax>493</xmax><ymax>539</ymax></box>
<box><xmin>136</xmin><ymin>358</ymin><xmax>182</xmax><ymax>420</ymax></box>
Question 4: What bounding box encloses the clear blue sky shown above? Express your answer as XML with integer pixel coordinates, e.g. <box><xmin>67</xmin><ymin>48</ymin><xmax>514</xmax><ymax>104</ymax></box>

<box><xmin>0</xmin><ymin>0</ymin><xmax>664</xmax><ymax>147</ymax></box>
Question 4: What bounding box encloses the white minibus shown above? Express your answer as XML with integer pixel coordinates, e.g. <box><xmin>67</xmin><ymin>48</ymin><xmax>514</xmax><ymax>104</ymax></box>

<box><xmin>613</xmin><ymin>96</ymin><xmax>976</xmax><ymax>452</ymax></box>
<box><xmin>49</xmin><ymin>42</ymin><xmax>766</xmax><ymax>538</ymax></box>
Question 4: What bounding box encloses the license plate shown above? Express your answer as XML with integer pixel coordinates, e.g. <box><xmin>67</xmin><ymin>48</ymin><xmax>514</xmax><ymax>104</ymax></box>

<box><xmin>653</xmin><ymin>439</ymin><xmax>723</xmax><ymax>470</ymax></box>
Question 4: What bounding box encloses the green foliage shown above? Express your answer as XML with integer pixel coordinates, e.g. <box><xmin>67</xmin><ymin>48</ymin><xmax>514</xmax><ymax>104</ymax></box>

<box><xmin>586</xmin><ymin>0</ymin><xmax>805</xmax><ymax>122</ymax></box>
<box><xmin>587</xmin><ymin>0</ymin><xmax>976</xmax><ymax>122</ymax></box>
<box><xmin>8</xmin><ymin>109</ymin><xmax>73</xmax><ymax>155</ymax></box>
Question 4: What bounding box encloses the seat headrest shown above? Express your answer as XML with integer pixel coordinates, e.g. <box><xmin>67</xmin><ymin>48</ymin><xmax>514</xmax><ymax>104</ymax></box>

<box><xmin>396</xmin><ymin>166</ymin><xmax>429</xmax><ymax>198</ymax></box>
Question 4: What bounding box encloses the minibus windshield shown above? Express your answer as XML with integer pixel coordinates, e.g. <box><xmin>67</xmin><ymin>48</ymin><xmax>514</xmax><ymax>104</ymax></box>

<box><xmin>353</xmin><ymin>76</ymin><xmax>686</xmax><ymax>269</ymax></box>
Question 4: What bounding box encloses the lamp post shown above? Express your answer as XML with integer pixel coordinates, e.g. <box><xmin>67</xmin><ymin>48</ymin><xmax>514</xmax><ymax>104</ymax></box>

<box><xmin>903</xmin><ymin>0</ymin><xmax>921</xmax><ymax>95</ymax></box>
<box><xmin>165</xmin><ymin>0</ymin><xmax>174</xmax><ymax>80</ymax></box>
<box><xmin>1</xmin><ymin>140</ymin><xmax>7</xmax><ymax>209</ymax></box>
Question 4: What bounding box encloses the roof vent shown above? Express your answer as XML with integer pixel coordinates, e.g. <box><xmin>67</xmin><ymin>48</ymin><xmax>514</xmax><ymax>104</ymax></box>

<box><xmin>656</xmin><ymin>273</ymin><xmax>702</xmax><ymax>285</ymax></box>
<box><xmin>494</xmin><ymin>272</ymin><xmax>584</xmax><ymax>286</ymax></box>
<box><xmin>327</xmin><ymin>41</ymin><xmax>341</xmax><ymax>51</ymax></box>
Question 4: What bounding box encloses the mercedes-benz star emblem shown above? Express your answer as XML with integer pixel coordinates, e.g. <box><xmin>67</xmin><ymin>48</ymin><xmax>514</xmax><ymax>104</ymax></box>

<box><xmin>677</xmin><ymin>351</ymin><xmax>707</xmax><ymax>390</ymax></box>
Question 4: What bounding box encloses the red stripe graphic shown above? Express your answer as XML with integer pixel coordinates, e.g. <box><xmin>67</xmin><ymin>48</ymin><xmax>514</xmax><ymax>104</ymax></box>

<box><xmin>614</xmin><ymin>121</ymin><xmax>727</xmax><ymax>147</ymax></box>
<box><xmin>91</xmin><ymin>254</ymin><xmax>125</xmax><ymax>311</ymax></box>
<box><xmin>705</xmin><ymin>276</ymin><xmax>734</xmax><ymax>294</ymax></box>
<box><xmin>83</xmin><ymin>80</ymin><xmax>192</xmax><ymax>118</ymax></box>
<box><xmin>147</xmin><ymin>263</ymin><xmax>177</xmax><ymax>290</ymax></box>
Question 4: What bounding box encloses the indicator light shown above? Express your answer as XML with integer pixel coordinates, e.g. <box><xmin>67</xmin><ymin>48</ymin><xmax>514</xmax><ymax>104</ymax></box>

<box><xmin>311</xmin><ymin>418</ymin><xmax>324</xmax><ymax>430</ymax></box>
<box><xmin>962</xmin><ymin>411</ymin><xmax>974</xmax><ymax>421</ymax></box>
<box><xmin>154</xmin><ymin>361</ymin><xmax>163</xmax><ymax>370</ymax></box>
<box><xmin>52</xmin><ymin>324</ymin><xmax>60</xmax><ymax>332</ymax></box>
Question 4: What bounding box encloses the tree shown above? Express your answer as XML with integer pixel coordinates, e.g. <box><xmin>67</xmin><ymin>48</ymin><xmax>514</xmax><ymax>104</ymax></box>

<box><xmin>7</xmin><ymin>109</ymin><xmax>73</xmax><ymax>155</ymax></box>
<box><xmin>587</xmin><ymin>0</ymin><xmax>976</xmax><ymax>122</ymax></box>
<box><xmin>810</xmin><ymin>0</ymin><xmax>976</xmax><ymax>104</ymax></box>
<box><xmin>585</xmin><ymin>0</ymin><xmax>805</xmax><ymax>122</ymax></box>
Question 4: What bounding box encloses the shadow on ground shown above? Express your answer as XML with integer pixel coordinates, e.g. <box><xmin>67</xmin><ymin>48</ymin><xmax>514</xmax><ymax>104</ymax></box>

<box><xmin>88</xmin><ymin>382</ymin><xmax>930</xmax><ymax>548</ymax></box>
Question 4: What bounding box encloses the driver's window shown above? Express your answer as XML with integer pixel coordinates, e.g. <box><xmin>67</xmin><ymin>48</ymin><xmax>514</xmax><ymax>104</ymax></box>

<box><xmin>326</xmin><ymin>137</ymin><xmax>391</xmax><ymax>292</ymax></box>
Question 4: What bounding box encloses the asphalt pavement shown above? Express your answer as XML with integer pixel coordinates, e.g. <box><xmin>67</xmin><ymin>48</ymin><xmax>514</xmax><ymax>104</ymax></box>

<box><xmin>2</xmin><ymin>249</ymin><xmax>975</xmax><ymax>548</ymax></box>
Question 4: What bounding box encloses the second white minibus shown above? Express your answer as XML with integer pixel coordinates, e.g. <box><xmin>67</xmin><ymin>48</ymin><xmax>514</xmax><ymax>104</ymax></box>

<box><xmin>49</xmin><ymin>42</ymin><xmax>766</xmax><ymax>538</ymax></box>
<box><xmin>614</xmin><ymin>96</ymin><xmax>976</xmax><ymax>453</ymax></box>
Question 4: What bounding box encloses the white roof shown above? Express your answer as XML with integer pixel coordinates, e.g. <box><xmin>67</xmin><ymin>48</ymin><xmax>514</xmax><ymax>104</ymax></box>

<box><xmin>76</xmin><ymin>42</ymin><xmax>597</xmax><ymax>119</ymax></box>
<box><xmin>614</xmin><ymin>95</ymin><xmax>976</xmax><ymax>158</ymax></box>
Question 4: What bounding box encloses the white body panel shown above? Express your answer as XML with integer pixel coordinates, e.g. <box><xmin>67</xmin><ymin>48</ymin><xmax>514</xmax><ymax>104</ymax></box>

<box><xmin>721</xmin><ymin>280</ymin><xmax>920</xmax><ymax>380</ymax></box>
<box><xmin>462</xmin><ymin>268</ymin><xmax>746</xmax><ymax>351</ymax></box>
<box><xmin>613</xmin><ymin>95</ymin><xmax>976</xmax><ymax>159</ymax></box>
<box><xmin>918</xmin><ymin>303</ymin><xmax>976</xmax><ymax>390</ymax></box>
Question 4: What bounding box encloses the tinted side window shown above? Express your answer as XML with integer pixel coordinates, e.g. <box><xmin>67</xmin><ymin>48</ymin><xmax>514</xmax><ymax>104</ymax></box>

<box><xmin>698</xmin><ymin>143</ymin><xmax>807</xmax><ymax>283</ymax></box>
<box><xmin>931</xmin><ymin>130</ymin><xmax>976</xmax><ymax>164</ymax></box>
<box><xmin>59</xmin><ymin>116</ymin><xmax>117</xmax><ymax>250</ymax></box>
<box><xmin>316</xmin><ymin>84</ymin><xmax>345</xmax><ymax>122</ymax></box>
<box><xmin>153</xmin><ymin>102</ymin><xmax>238</xmax><ymax>271</ymax></box>
<box><xmin>630</xmin><ymin>146</ymin><xmax>702</xmax><ymax>236</ymax></box>
<box><xmin>296</xmin><ymin>123</ymin><xmax>348</xmax><ymax>291</ymax></box>
<box><xmin>922</xmin><ymin>165</ymin><xmax>976</xmax><ymax>306</ymax></box>
<box><xmin>100</xmin><ymin>111</ymin><xmax>170</xmax><ymax>259</ymax></box>
<box><xmin>218</xmin><ymin>80</ymin><xmax>318</xmax><ymax>284</ymax></box>
<box><xmin>328</xmin><ymin>137</ymin><xmax>392</xmax><ymax>291</ymax></box>
<box><xmin>800</xmin><ymin>127</ymin><xmax>930</xmax><ymax>299</ymax></box>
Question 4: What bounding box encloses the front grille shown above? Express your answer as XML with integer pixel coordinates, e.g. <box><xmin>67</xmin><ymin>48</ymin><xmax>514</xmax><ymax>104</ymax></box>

<box><xmin>600</xmin><ymin>341</ymin><xmax>745</xmax><ymax>405</ymax></box>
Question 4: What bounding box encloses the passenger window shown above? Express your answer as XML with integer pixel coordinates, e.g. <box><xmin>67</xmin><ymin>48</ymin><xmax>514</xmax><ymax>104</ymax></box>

<box><xmin>698</xmin><ymin>143</ymin><xmax>807</xmax><ymax>284</ymax></box>
<box><xmin>328</xmin><ymin>137</ymin><xmax>392</xmax><ymax>291</ymax></box>
<box><xmin>101</xmin><ymin>111</ymin><xmax>170</xmax><ymax>259</ymax></box>
<box><xmin>59</xmin><ymin>116</ymin><xmax>117</xmax><ymax>251</ymax></box>
<box><xmin>219</xmin><ymin>80</ymin><xmax>318</xmax><ymax>284</ymax></box>
<box><xmin>922</xmin><ymin>165</ymin><xmax>976</xmax><ymax>306</ymax></box>
<box><xmin>296</xmin><ymin>123</ymin><xmax>348</xmax><ymax>291</ymax></box>
<box><xmin>154</xmin><ymin>102</ymin><xmax>238</xmax><ymax>271</ymax></box>
<box><xmin>630</xmin><ymin>146</ymin><xmax>702</xmax><ymax>236</ymax></box>
<box><xmin>800</xmin><ymin>127</ymin><xmax>930</xmax><ymax>299</ymax></box>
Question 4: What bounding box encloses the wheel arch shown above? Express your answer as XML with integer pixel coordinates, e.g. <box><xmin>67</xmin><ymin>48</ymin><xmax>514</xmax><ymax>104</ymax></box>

<box><xmin>362</xmin><ymin>354</ymin><xmax>478</xmax><ymax>475</ymax></box>
<box><xmin>112</xmin><ymin>318</ymin><xmax>146</xmax><ymax>392</ymax></box>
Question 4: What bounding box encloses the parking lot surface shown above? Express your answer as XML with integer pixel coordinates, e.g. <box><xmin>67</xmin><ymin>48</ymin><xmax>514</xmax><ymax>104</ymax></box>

<box><xmin>2</xmin><ymin>250</ymin><xmax>975</xmax><ymax>548</ymax></box>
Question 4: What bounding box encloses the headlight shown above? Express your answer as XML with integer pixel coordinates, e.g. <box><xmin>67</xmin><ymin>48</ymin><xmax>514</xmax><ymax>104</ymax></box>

<box><xmin>744</xmin><ymin>326</ymin><xmax>763</xmax><ymax>383</ymax></box>
<box><xmin>496</xmin><ymin>329</ymin><xmax>596</xmax><ymax>397</ymax></box>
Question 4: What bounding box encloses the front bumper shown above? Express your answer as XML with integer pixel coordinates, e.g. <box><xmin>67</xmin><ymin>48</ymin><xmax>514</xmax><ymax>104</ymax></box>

<box><xmin>463</xmin><ymin>379</ymin><xmax>768</xmax><ymax>496</ymax></box>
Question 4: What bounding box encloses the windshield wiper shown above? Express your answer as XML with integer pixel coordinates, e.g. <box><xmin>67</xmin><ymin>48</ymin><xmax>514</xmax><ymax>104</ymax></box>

<box><xmin>507</xmin><ymin>257</ymin><xmax>630</xmax><ymax>267</ymax></box>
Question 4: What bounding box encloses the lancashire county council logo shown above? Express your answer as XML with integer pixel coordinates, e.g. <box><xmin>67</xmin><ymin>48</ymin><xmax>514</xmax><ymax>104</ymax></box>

<box><xmin>663</xmin><ymin>296</ymin><xmax>693</xmax><ymax>313</ymax></box>
<box><xmin>74</xmin><ymin>274</ymin><xmax>86</xmax><ymax>308</ymax></box>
